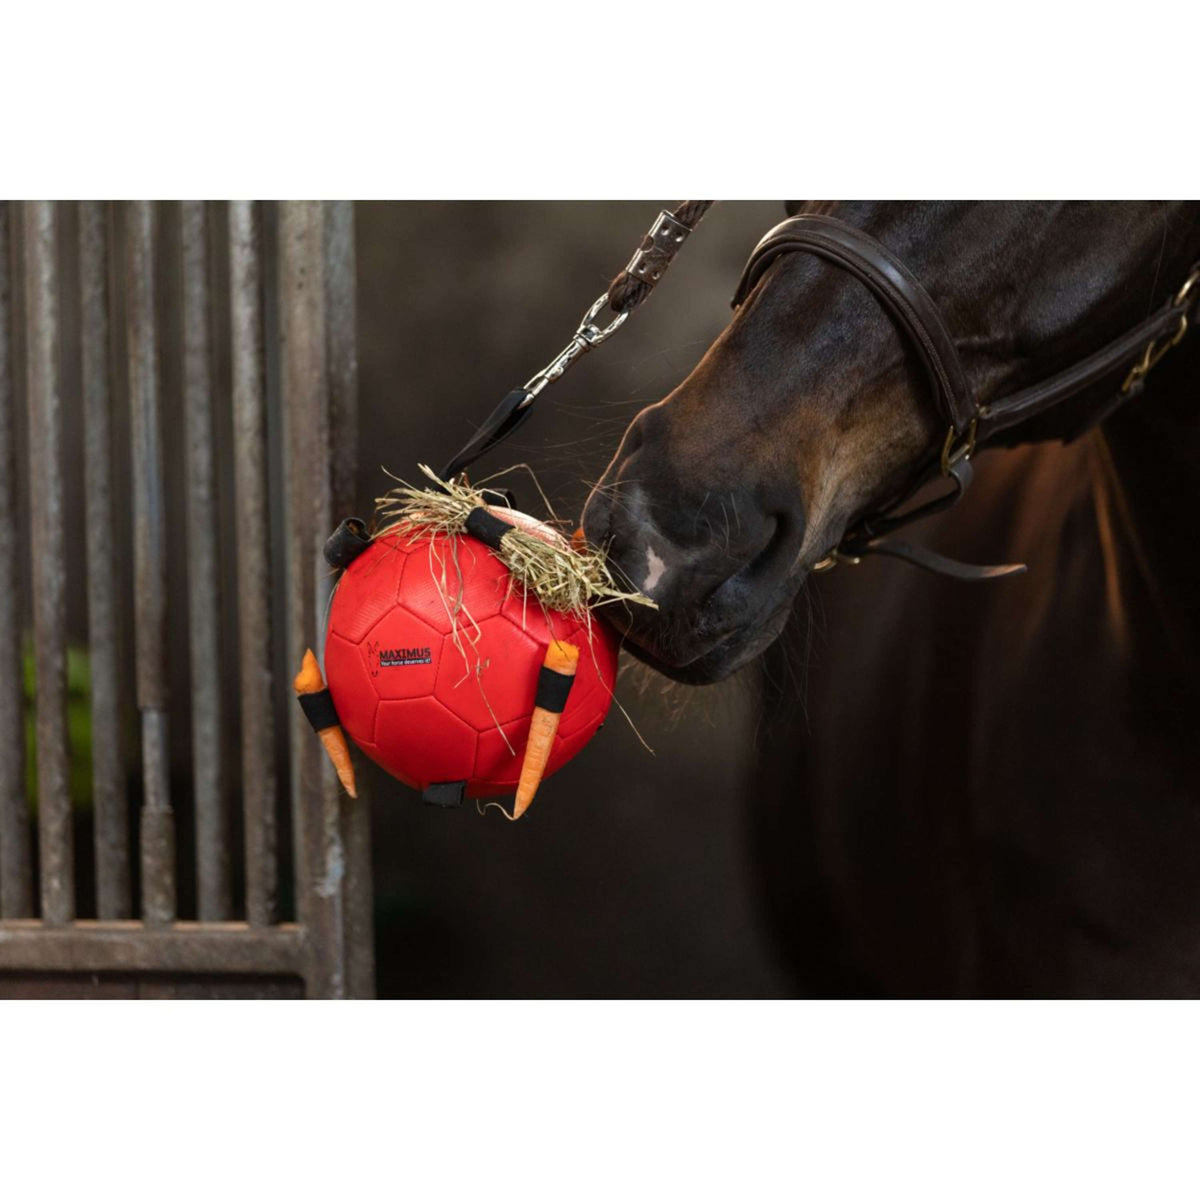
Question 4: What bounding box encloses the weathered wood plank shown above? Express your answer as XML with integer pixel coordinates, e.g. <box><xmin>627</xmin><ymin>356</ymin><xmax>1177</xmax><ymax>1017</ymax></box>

<box><xmin>280</xmin><ymin>201</ymin><xmax>343</xmax><ymax>995</ymax></box>
<box><xmin>228</xmin><ymin>201</ymin><xmax>278</xmax><ymax>928</ymax></box>
<box><xmin>79</xmin><ymin>200</ymin><xmax>131</xmax><ymax>920</ymax></box>
<box><xmin>325</xmin><ymin>202</ymin><xmax>375</xmax><ymax>999</ymax></box>
<box><xmin>125</xmin><ymin>201</ymin><xmax>176</xmax><ymax>926</ymax></box>
<box><xmin>181</xmin><ymin>201</ymin><xmax>232</xmax><ymax>922</ymax></box>
<box><xmin>24</xmin><ymin>201</ymin><xmax>74</xmax><ymax>926</ymax></box>
<box><xmin>0</xmin><ymin>202</ymin><xmax>33</xmax><ymax>918</ymax></box>
<box><xmin>0</xmin><ymin>920</ymin><xmax>306</xmax><ymax>974</ymax></box>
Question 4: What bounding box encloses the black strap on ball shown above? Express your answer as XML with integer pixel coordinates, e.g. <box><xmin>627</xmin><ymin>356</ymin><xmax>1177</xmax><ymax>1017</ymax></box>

<box><xmin>442</xmin><ymin>389</ymin><xmax>535</xmax><ymax>482</ymax></box>
<box><xmin>298</xmin><ymin>689</ymin><xmax>340</xmax><ymax>732</ymax></box>
<box><xmin>324</xmin><ymin>517</ymin><xmax>371</xmax><ymax>569</ymax></box>
<box><xmin>423</xmin><ymin>781</ymin><xmax>466</xmax><ymax>808</ymax></box>
<box><xmin>535</xmin><ymin>666</ymin><xmax>575</xmax><ymax>714</ymax></box>
<box><xmin>464</xmin><ymin>506</ymin><xmax>513</xmax><ymax>551</ymax></box>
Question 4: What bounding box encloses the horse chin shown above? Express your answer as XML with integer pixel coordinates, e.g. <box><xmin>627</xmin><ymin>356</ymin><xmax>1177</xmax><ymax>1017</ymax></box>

<box><xmin>612</xmin><ymin>598</ymin><xmax>794</xmax><ymax>686</ymax></box>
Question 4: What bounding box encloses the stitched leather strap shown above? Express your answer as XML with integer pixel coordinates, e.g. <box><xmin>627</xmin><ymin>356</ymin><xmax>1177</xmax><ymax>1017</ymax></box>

<box><xmin>731</xmin><ymin>214</ymin><xmax>1199</xmax><ymax>581</ymax></box>
<box><xmin>733</xmin><ymin>215</ymin><xmax>978</xmax><ymax>436</ymax></box>
<box><xmin>978</xmin><ymin>293</ymin><xmax>1195</xmax><ymax>441</ymax></box>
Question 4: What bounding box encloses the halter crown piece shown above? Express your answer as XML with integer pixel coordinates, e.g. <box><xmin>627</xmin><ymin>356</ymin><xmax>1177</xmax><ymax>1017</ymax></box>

<box><xmin>733</xmin><ymin>214</ymin><xmax>1200</xmax><ymax>580</ymax></box>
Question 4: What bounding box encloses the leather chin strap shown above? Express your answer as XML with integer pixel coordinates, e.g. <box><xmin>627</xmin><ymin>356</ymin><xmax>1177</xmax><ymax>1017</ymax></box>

<box><xmin>733</xmin><ymin>214</ymin><xmax>1199</xmax><ymax>581</ymax></box>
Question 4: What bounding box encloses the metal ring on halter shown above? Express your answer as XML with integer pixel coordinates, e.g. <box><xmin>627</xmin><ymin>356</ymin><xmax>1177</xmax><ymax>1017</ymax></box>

<box><xmin>576</xmin><ymin>291</ymin><xmax>631</xmax><ymax>346</ymax></box>
<box><xmin>1121</xmin><ymin>266</ymin><xmax>1200</xmax><ymax>394</ymax></box>
<box><xmin>940</xmin><ymin>417</ymin><xmax>978</xmax><ymax>476</ymax></box>
<box><xmin>521</xmin><ymin>291</ymin><xmax>631</xmax><ymax>403</ymax></box>
<box><xmin>811</xmin><ymin>548</ymin><xmax>863</xmax><ymax>573</ymax></box>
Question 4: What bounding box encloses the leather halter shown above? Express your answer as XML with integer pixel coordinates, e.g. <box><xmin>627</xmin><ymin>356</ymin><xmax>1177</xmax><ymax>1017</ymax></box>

<box><xmin>732</xmin><ymin>214</ymin><xmax>1200</xmax><ymax>580</ymax></box>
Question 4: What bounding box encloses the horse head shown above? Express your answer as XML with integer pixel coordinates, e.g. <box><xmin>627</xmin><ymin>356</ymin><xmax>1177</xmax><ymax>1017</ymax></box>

<box><xmin>582</xmin><ymin>201</ymin><xmax>1200</xmax><ymax>683</ymax></box>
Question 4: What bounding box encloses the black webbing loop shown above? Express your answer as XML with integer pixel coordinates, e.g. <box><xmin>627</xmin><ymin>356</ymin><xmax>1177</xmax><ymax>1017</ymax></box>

<box><xmin>298</xmin><ymin>689</ymin><xmax>340</xmax><ymax>732</ymax></box>
<box><xmin>534</xmin><ymin>666</ymin><xmax>575</xmax><ymax>714</ymax></box>
<box><xmin>441</xmin><ymin>388</ymin><xmax>534</xmax><ymax>482</ymax></box>
<box><xmin>324</xmin><ymin>518</ymin><xmax>371</xmax><ymax>569</ymax></box>
<box><xmin>464</xmin><ymin>506</ymin><xmax>513</xmax><ymax>551</ymax></box>
<box><xmin>423</xmin><ymin>781</ymin><xmax>466</xmax><ymax>808</ymax></box>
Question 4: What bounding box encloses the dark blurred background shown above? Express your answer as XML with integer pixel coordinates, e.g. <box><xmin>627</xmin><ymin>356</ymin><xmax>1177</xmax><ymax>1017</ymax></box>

<box><xmin>12</xmin><ymin>201</ymin><xmax>796</xmax><ymax>996</ymax></box>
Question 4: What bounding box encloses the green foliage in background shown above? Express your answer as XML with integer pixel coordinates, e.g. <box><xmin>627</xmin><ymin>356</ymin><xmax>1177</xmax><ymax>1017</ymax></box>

<box><xmin>23</xmin><ymin>640</ymin><xmax>95</xmax><ymax>815</ymax></box>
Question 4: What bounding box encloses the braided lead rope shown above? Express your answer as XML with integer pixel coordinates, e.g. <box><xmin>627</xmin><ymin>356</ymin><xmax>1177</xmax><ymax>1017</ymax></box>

<box><xmin>607</xmin><ymin>200</ymin><xmax>715</xmax><ymax>314</ymax></box>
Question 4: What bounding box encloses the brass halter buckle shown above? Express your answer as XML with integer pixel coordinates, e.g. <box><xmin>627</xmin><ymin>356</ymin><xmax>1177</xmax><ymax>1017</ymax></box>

<box><xmin>811</xmin><ymin>548</ymin><xmax>862</xmax><ymax>573</ymax></box>
<box><xmin>1122</xmin><ymin>267</ymin><xmax>1200</xmax><ymax>395</ymax></box>
<box><xmin>813</xmin><ymin>416</ymin><xmax>979</xmax><ymax>574</ymax></box>
<box><xmin>940</xmin><ymin>416</ymin><xmax>978</xmax><ymax>476</ymax></box>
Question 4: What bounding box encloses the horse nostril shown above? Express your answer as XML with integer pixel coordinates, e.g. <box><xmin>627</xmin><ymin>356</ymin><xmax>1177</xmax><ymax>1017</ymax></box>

<box><xmin>746</xmin><ymin>515</ymin><xmax>786</xmax><ymax>579</ymax></box>
<box><xmin>581</xmin><ymin>486</ymin><xmax>614</xmax><ymax>548</ymax></box>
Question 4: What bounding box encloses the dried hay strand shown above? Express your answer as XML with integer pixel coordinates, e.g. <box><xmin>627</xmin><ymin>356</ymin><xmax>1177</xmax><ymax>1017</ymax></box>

<box><xmin>373</xmin><ymin>464</ymin><xmax>656</xmax><ymax>618</ymax></box>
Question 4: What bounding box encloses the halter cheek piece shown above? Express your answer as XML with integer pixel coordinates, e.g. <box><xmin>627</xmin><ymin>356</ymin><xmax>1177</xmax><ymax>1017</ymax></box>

<box><xmin>732</xmin><ymin>214</ymin><xmax>1200</xmax><ymax>580</ymax></box>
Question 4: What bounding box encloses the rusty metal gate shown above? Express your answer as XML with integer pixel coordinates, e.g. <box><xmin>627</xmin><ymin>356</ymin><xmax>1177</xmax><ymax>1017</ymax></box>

<box><xmin>0</xmin><ymin>201</ymin><xmax>373</xmax><ymax>998</ymax></box>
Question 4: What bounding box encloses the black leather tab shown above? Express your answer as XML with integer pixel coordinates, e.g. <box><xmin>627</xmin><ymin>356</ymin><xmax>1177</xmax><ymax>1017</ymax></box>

<box><xmin>850</xmin><ymin>457</ymin><xmax>973</xmax><ymax>546</ymax></box>
<box><xmin>857</xmin><ymin>540</ymin><xmax>1027</xmax><ymax>581</ymax></box>
<box><xmin>324</xmin><ymin>518</ymin><xmax>371</xmax><ymax>569</ymax></box>
<box><xmin>464</xmin><ymin>506</ymin><xmax>512</xmax><ymax>551</ymax></box>
<box><xmin>442</xmin><ymin>388</ymin><xmax>534</xmax><ymax>481</ymax></box>
<box><xmin>839</xmin><ymin>458</ymin><xmax>1024</xmax><ymax>580</ymax></box>
<box><xmin>299</xmin><ymin>689</ymin><xmax>340</xmax><ymax>732</ymax></box>
<box><xmin>423</xmin><ymin>781</ymin><xmax>466</xmax><ymax>808</ymax></box>
<box><xmin>534</xmin><ymin>666</ymin><xmax>575</xmax><ymax>714</ymax></box>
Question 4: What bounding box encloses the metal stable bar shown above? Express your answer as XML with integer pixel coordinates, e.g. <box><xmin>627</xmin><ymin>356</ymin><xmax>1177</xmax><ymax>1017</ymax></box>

<box><xmin>228</xmin><ymin>201</ymin><xmax>277</xmax><ymax>929</ymax></box>
<box><xmin>324</xmin><ymin>202</ymin><xmax>374</xmax><ymax>998</ymax></box>
<box><xmin>279</xmin><ymin>201</ymin><xmax>342</xmax><ymax>996</ymax></box>
<box><xmin>24</xmin><ymin>202</ymin><xmax>74</xmax><ymax>926</ymax></box>
<box><xmin>180</xmin><ymin>202</ymin><xmax>231</xmax><ymax>922</ymax></box>
<box><xmin>79</xmin><ymin>201</ymin><xmax>130</xmax><ymax>920</ymax></box>
<box><xmin>125</xmin><ymin>201</ymin><xmax>175</xmax><ymax>926</ymax></box>
<box><xmin>0</xmin><ymin>203</ymin><xmax>33</xmax><ymax>919</ymax></box>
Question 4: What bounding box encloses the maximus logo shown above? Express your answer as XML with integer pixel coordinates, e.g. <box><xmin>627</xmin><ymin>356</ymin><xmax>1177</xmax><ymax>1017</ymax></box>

<box><xmin>379</xmin><ymin>646</ymin><xmax>432</xmax><ymax>668</ymax></box>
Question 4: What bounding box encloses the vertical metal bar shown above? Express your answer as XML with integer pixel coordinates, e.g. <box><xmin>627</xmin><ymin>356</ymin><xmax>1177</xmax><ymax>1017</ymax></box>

<box><xmin>324</xmin><ymin>202</ymin><xmax>374</xmax><ymax>998</ymax></box>
<box><xmin>23</xmin><ymin>201</ymin><xmax>74</xmax><ymax>926</ymax></box>
<box><xmin>125</xmin><ymin>201</ymin><xmax>175</xmax><ymax>926</ymax></box>
<box><xmin>0</xmin><ymin>203</ymin><xmax>33</xmax><ymax>918</ymax></box>
<box><xmin>79</xmin><ymin>201</ymin><xmax>130</xmax><ymax>920</ymax></box>
<box><xmin>180</xmin><ymin>202</ymin><xmax>232</xmax><ymax>922</ymax></box>
<box><xmin>229</xmin><ymin>201</ymin><xmax>277</xmax><ymax>928</ymax></box>
<box><xmin>280</xmin><ymin>200</ymin><xmax>344</xmax><ymax>997</ymax></box>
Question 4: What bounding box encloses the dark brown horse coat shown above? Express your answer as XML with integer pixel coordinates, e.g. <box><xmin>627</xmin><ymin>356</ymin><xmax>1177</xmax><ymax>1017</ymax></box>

<box><xmin>585</xmin><ymin>202</ymin><xmax>1200</xmax><ymax>997</ymax></box>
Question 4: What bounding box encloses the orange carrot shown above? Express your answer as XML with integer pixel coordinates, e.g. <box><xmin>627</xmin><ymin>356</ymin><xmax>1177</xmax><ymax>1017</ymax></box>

<box><xmin>513</xmin><ymin>640</ymin><xmax>580</xmax><ymax>820</ymax></box>
<box><xmin>293</xmin><ymin>648</ymin><xmax>358</xmax><ymax>799</ymax></box>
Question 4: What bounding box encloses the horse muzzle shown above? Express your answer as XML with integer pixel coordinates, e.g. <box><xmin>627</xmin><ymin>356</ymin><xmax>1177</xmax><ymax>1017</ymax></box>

<box><xmin>582</xmin><ymin>471</ymin><xmax>806</xmax><ymax>683</ymax></box>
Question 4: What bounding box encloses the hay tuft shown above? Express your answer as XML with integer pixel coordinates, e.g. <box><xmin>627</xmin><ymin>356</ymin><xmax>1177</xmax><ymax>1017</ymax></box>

<box><xmin>372</xmin><ymin>464</ymin><xmax>656</xmax><ymax>618</ymax></box>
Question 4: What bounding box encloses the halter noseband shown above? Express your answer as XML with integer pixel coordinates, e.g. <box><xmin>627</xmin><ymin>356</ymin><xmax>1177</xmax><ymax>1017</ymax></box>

<box><xmin>732</xmin><ymin>213</ymin><xmax>1200</xmax><ymax>580</ymax></box>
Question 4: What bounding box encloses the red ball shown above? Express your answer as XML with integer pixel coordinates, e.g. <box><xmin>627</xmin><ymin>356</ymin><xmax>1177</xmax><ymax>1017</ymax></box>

<box><xmin>324</xmin><ymin>518</ymin><xmax>619</xmax><ymax>798</ymax></box>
